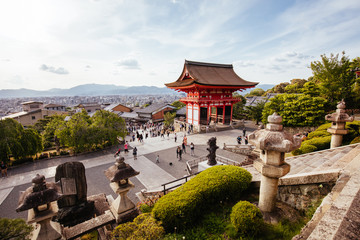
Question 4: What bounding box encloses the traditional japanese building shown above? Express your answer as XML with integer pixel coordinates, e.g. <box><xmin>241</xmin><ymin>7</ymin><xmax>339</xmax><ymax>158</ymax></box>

<box><xmin>165</xmin><ymin>60</ymin><xmax>258</xmax><ymax>128</ymax></box>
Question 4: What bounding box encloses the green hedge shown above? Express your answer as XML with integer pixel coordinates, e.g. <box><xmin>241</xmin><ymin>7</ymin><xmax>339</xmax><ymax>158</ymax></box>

<box><xmin>230</xmin><ymin>201</ymin><xmax>263</xmax><ymax>236</ymax></box>
<box><xmin>351</xmin><ymin>136</ymin><xmax>360</xmax><ymax>144</ymax></box>
<box><xmin>292</xmin><ymin>136</ymin><xmax>331</xmax><ymax>156</ymax></box>
<box><xmin>307</xmin><ymin>130</ymin><xmax>330</xmax><ymax>139</ymax></box>
<box><xmin>152</xmin><ymin>165</ymin><xmax>252</xmax><ymax>231</ymax></box>
<box><xmin>292</xmin><ymin>144</ymin><xmax>318</xmax><ymax>156</ymax></box>
<box><xmin>111</xmin><ymin>213</ymin><xmax>164</xmax><ymax>240</ymax></box>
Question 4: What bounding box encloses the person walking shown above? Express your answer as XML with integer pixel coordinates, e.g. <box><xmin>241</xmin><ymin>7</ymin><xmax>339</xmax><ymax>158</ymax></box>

<box><xmin>183</xmin><ymin>135</ymin><xmax>188</xmax><ymax>145</ymax></box>
<box><xmin>178</xmin><ymin>147</ymin><xmax>183</xmax><ymax>161</ymax></box>
<box><xmin>245</xmin><ymin>136</ymin><xmax>248</xmax><ymax>145</ymax></box>
<box><xmin>1</xmin><ymin>161</ymin><xmax>8</xmax><ymax>177</ymax></box>
<box><xmin>176</xmin><ymin>146</ymin><xmax>181</xmax><ymax>159</ymax></box>
<box><xmin>237</xmin><ymin>136</ymin><xmax>242</xmax><ymax>144</ymax></box>
<box><xmin>243</xmin><ymin>127</ymin><xmax>247</xmax><ymax>136</ymax></box>
<box><xmin>133</xmin><ymin>147</ymin><xmax>138</xmax><ymax>160</ymax></box>
<box><xmin>156</xmin><ymin>155</ymin><xmax>160</xmax><ymax>163</ymax></box>
<box><xmin>182</xmin><ymin>141</ymin><xmax>186</xmax><ymax>154</ymax></box>
<box><xmin>124</xmin><ymin>142</ymin><xmax>129</xmax><ymax>154</ymax></box>
<box><xmin>190</xmin><ymin>142</ymin><xmax>195</xmax><ymax>156</ymax></box>
<box><xmin>174</xmin><ymin>133</ymin><xmax>177</xmax><ymax>142</ymax></box>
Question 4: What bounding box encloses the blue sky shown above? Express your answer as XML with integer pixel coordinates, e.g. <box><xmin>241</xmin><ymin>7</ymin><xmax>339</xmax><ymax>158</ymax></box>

<box><xmin>0</xmin><ymin>0</ymin><xmax>359</xmax><ymax>90</ymax></box>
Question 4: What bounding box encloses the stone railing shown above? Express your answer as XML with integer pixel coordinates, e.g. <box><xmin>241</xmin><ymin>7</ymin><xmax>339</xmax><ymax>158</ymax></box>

<box><xmin>186</xmin><ymin>155</ymin><xmax>242</xmax><ymax>174</ymax></box>
<box><xmin>223</xmin><ymin>143</ymin><xmax>255</xmax><ymax>155</ymax></box>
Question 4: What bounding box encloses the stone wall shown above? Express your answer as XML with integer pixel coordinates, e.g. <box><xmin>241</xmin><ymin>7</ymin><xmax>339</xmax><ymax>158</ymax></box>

<box><xmin>277</xmin><ymin>182</ymin><xmax>335</xmax><ymax>211</ymax></box>
<box><xmin>283</xmin><ymin>126</ymin><xmax>318</xmax><ymax>135</ymax></box>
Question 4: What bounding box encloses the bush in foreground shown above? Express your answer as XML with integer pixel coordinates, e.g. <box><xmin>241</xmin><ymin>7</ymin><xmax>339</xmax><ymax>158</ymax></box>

<box><xmin>0</xmin><ymin>218</ymin><xmax>33</xmax><ymax>240</ymax></box>
<box><xmin>152</xmin><ymin>165</ymin><xmax>252</xmax><ymax>231</ymax></box>
<box><xmin>111</xmin><ymin>213</ymin><xmax>164</xmax><ymax>240</ymax></box>
<box><xmin>230</xmin><ymin>201</ymin><xmax>264</xmax><ymax>236</ymax></box>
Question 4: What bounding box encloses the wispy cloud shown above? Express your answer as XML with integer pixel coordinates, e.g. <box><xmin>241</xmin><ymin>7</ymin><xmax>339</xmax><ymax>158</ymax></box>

<box><xmin>115</xmin><ymin>58</ymin><xmax>140</xmax><ymax>69</ymax></box>
<box><xmin>39</xmin><ymin>64</ymin><xmax>69</xmax><ymax>74</ymax></box>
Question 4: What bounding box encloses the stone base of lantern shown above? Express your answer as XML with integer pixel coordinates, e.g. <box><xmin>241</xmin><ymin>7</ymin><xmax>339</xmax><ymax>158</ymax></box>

<box><xmin>27</xmin><ymin>202</ymin><xmax>62</xmax><ymax>240</ymax></box>
<box><xmin>198</xmin><ymin>161</ymin><xmax>224</xmax><ymax>172</ymax></box>
<box><xmin>109</xmin><ymin>181</ymin><xmax>138</xmax><ymax>223</ymax></box>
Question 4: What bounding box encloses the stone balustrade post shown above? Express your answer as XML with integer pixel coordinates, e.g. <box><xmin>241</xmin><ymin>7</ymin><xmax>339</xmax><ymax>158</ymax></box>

<box><xmin>325</xmin><ymin>100</ymin><xmax>354</xmax><ymax>149</ymax></box>
<box><xmin>248</xmin><ymin>113</ymin><xmax>301</xmax><ymax>213</ymax></box>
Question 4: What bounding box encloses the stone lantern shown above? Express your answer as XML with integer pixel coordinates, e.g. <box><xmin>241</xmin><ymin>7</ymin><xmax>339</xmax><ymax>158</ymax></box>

<box><xmin>325</xmin><ymin>100</ymin><xmax>354</xmax><ymax>149</ymax></box>
<box><xmin>248</xmin><ymin>113</ymin><xmax>301</xmax><ymax>213</ymax></box>
<box><xmin>16</xmin><ymin>174</ymin><xmax>62</xmax><ymax>240</ymax></box>
<box><xmin>104</xmin><ymin>156</ymin><xmax>140</xmax><ymax>223</ymax></box>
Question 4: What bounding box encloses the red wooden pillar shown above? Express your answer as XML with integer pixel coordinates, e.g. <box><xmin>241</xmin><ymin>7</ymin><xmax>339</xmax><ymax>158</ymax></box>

<box><xmin>222</xmin><ymin>104</ymin><xmax>225</xmax><ymax>124</ymax></box>
<box><xmin>230</xmin><ymin>102</ymin><xmax>234</xmax><ymax>123</ymax></box>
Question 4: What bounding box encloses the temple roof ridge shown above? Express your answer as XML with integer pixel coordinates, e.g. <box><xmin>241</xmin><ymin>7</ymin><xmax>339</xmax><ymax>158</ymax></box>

<box><xmin>185</xmin><ymin>60</ymin><xmax>233</xmax><ymax>68</ymax></box>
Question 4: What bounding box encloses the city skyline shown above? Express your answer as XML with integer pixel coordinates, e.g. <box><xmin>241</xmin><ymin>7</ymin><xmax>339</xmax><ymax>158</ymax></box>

<box><xmin>1</xmin><ymin>0</ymin><xmax>360</xmax><ymax>91</ymax></box>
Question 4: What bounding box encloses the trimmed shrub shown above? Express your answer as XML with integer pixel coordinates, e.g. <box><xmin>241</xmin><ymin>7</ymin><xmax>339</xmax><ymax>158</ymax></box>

<box><xmin>38</xmin><ymin>153</ymin><xmax>49</xmax><ymax>159</ymax></box>
<box><xmin>111</xmin><ymin>213</ymin><xmax>164</xmax><ymax>240</ymax></box>
<box><xmin>11</xmin><ymin>157</ymin><xmax>34</xmax><ymax>166</ymax></box>
<box><xmin>350</xmin><ymin>136</ymin><xmax>360</xmax><ymax>144</ymax></box>
<box><xmin>152</xmin><ymin>165</ymin><xmax>252</xmax><ymax>231</ymax></box>
<box><xmin>292</xmin><ymin>144</ymin><xmax>318</xmax><ymax>156</ymax></box>
<box><xmin>304</xmin><ymin>136</ymin><xmax>331</xmax><ymax>150</ymax></box>
<box><xmin>60</xmin><ymin>150</ymin><xmax>69</xmax><ymax>156</ymax></box>
<box><xmin>307</xmin><ymin>130</ymin><xmax>330</xmax><ymax>139</ymax></box>
<box><xmin>230</xmin><ymin>201</ymin><xmax>263</xmax><ymax>236</ymax></box>
<box><xmin>315</xmin><ymin>123</ymin><xmax>332</xmax><ymax>131</ymax></box>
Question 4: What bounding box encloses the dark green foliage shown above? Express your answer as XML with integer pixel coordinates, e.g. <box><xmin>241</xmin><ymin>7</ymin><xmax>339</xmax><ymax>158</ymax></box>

<box><xmin>292</xmin><ymin>121</ymin><xmax>360</xmax><ymax>155</ymax></box>
<box><xmin>139</xmin><ymin>203</ymin><xmax>153</xmax><ymax>213</ymax></box>
<box><xmin>163</xmin><ymin>112</ymin><xmax>176</xmax><ymax>127</ymax></box>
<box><xmin>351</xmin><ymin>136</ymin><xmax>360</xmax><ymax>144</ymax></box>
<box><xmin>152</xmin><ymin>165</ymin><xmax>252</xmax><ymax>231</ymax></box>
<box><xmin>230</xmin><ymin>201</ymin><xmax>263</xmax><ymax>236</ymax></box>
<box><xmin>246</xmin><ymin>101</ymin><xmax>266</xmax><ymax>124</ymax></box>
<box><xmin>55</xmin><ymin>110</ymin><xmax>126</xmax><ymax>153</ymax></box>
<box><xmin>343</xmin><ymin>121</ymin><xmax>360</xmax><ymax>144</ymax></box>
<box><xmin>310</xmin><ymin>52</ymin><xmax>358</xmax><ymax>109</ymax></box>
<box><xmin>80</xmin><ymin>230</ymin><xmax>98</xmax><ymax>240</ymax></box>
<box><xmin>262</xmin><ymin>94</ymin><xmax>327</xmax><ymax>127</ymax></box>
<box><xmin>307</xmin><ymin>130</ymin><xmax>330</xmax><ymax>139</ymax></box>
<box><xmin>0</xmin><ymin>118</ymin><xmax>43</xmax><ymax>162</ymax></box>
<box><xmin>171</xmin><ymin>100</ymin><xmax>185</xmax><ymax>109</ymax></box>
<box><xmin>0</xmin><ymin>218</ymin><xmax>33</xmax><ymax>240</ymax></box>
<box><xmin>232</xmin><ymin>94</ymin><xmax>247</xmax><ymax>120</ymax></box>
<box><xmin>111</xmin><ymin>213</ymin><xmax>164</xmax><ymax>240</ymax></box>
<box><xmin>292</xmin><ymin>144</ymin><xmax>318</xmax><ymax>156</ymax></box>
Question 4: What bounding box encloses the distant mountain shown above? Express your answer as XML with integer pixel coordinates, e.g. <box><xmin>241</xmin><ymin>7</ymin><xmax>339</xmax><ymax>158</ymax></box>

<box><xmin>0</xmin><ymin>84</ymin><xmax>176</xmax><ymax>98</ymax></box>
<box><xmin>0</xmin><ymin>83</ymin><xmax>274</xmax><ymax>98</ymax></box>
<box><xmin>239</xmin><ymin>84</ymin><xmax>275</xmax><ymax>95</ymax></box>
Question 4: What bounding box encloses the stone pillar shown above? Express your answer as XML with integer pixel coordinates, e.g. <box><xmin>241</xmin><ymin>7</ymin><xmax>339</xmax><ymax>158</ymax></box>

<box><xmin>104</xmin><ymin>156</ymin><xmax>140</xmax><ymax>223</ymax></box>
<box><xmin>249</xmin><ymin>113</ymin><xmax>301</xmax><ymax>213</ymax></box>
<box><xmin>109</xmin><ymin>181</ymin><xmax>136</xmax><ymax>223</ymax></box>
<box><xmin>27</xmin><ymin>202</ymin><xmax>62</xmax><ymax>240</ymax></box>
<box><xmin>16</xmin><ymin>174</ymin><xmax>62</xmax><ymax>240</ymax></box>
<box><xmin>325</xmin><ymin>100</ymin><xmax>354</xmax><ymax>149</ymax></box>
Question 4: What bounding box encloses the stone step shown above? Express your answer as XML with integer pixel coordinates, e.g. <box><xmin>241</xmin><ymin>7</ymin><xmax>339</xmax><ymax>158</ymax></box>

<box><xmin>288</xmin><ymin>154</ymin><xmax>324</xmax><ymax>175</ymax></box>
<box><xmin>311</xmin><ymin>148</ymin><xmax>354</xmax><ymax>173</ymax></box>
<box><xmin>297</xmin><ymin>150</ymin><xmax>347</xmax><ymax>174</ymax></box>
<box><xmin>330</xmin><ymin>144</ymin><xmax>360</xmax><ymax>170</ymax></box>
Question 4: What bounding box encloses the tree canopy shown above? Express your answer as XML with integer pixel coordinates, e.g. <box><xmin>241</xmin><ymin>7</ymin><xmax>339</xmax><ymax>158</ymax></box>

<box><xmin>262</xmin><ymin>94</ymin><xmax>327</xmax><ymax>127</ymax></box>
<box><xmin>55</xmin><ymin>110</ymin><xmax>126</xmax><ymax>153</ymax></box>
<box><xmin>0</xmin><ymin>118</ymin><xmax>43</xmax><ymax>162</ymax></box>
<box><xmin>310</xmin><ymin>52</ymin><xmax>359</xmax><ymax>109</ymax></box>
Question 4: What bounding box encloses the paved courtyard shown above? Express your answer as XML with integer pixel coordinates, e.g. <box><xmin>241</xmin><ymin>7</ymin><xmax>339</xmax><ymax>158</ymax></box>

<box><xmin>0</xmin><ymin>123</ymin><xmax>256</xmax><ymax>220</ymax></box>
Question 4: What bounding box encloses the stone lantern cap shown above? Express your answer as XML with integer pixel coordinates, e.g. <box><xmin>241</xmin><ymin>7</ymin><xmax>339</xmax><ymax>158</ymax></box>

<box><xmin>104</xmin><ymin>156</ymin><xmax>139</xmax><ymax>182</ymax></box>
<box><xmin>16</xmin><ymin>174</ymin><xmax>62</xmax><ymax>212</ymax></box>
<box><xmin>248</xmin><ymin>112</ymin><xmax>302</xmax><ymax>152</ymax></box>
<box><xmin>325</xmin><ymin>99</ymin><xmax>354</xmax><ymax>123</ymax></box>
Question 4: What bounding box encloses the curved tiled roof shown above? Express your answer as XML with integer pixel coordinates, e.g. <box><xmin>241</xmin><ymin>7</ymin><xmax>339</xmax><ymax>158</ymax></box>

<box><xmin>165</xmin><ymin>60</ymin><xmax>258</xmax><ymax>88</ymax></box>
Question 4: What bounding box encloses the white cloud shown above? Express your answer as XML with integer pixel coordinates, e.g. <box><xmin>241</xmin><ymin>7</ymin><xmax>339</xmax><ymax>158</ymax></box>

<box><xmin>114</xmin><ymin>58</ymin><xmax>140</xmax><ymax>69</ymax></box>
<box><xmin>40</xmin><ymin>64</ymin><xmax>69</xmax><ymax>75</ymax></box>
